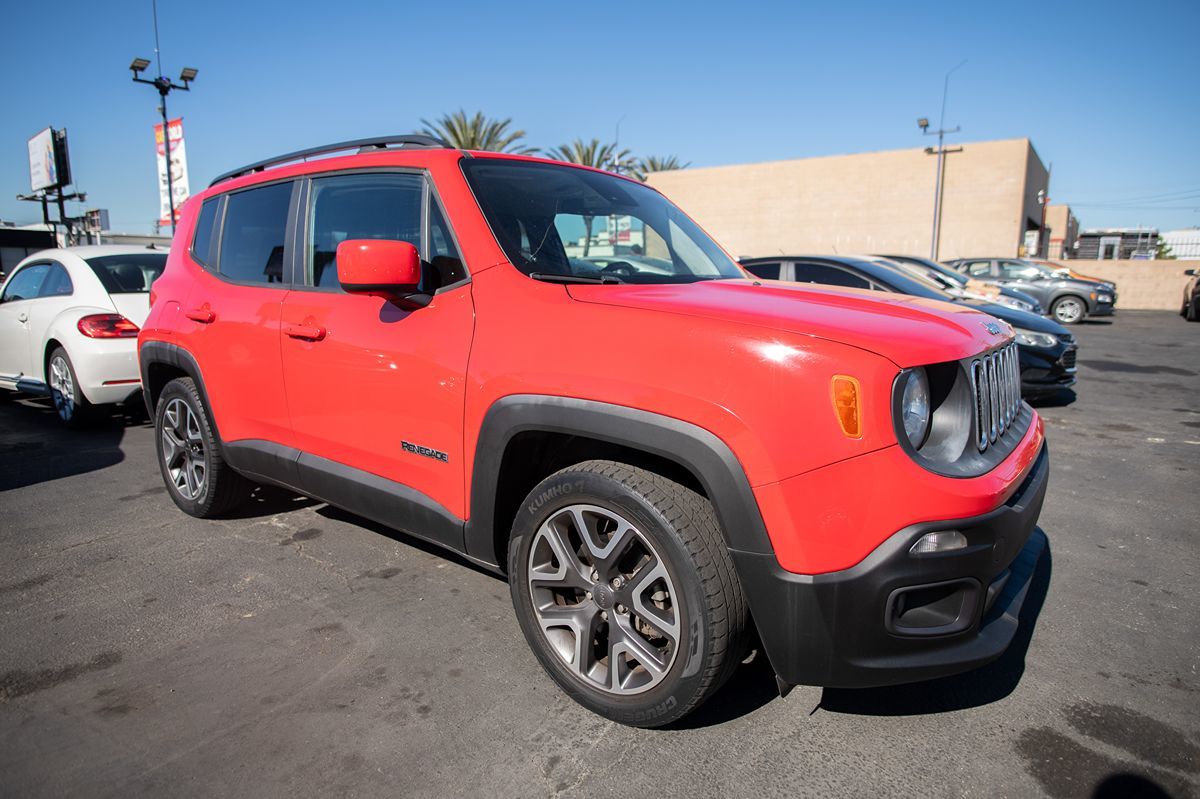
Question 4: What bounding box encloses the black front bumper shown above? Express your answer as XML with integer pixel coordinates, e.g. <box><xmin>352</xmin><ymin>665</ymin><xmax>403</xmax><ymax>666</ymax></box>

<box><xmin>733</xmin><ymin>443</ymin><xmax>1049</xmax><ymax>689</ymax></box>
<box><xmin>1020</xmin><ymin>343</ymin><xmax>1077</xmax><ymax>397</ymax></box>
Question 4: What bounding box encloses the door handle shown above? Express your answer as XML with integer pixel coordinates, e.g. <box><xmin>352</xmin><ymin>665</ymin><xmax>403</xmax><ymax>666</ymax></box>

<box><xmin>185</xmin><ymin>307</ymin><xmax>216</xmax><ymax>323</ymax></box>
<box><xmin>284</xmin><ymin>323</ymin><xmax>327</xmax><ymax>341</ymax></box>
<box><xmin>17</xmin><ymin>312</ymin><xmax>27</xmax><ymax>323</ymax></box>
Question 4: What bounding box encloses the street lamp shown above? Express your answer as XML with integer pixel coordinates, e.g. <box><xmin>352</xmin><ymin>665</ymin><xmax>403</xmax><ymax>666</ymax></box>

<box><xmin>131</xmin><ymin>58</ymin><xmax>197</xmax><ymax>234</ymax></box>
<box><xmin>920</xmin><ymin>60</ymin><xmax>966</xmax><ymax>261</ymax></box>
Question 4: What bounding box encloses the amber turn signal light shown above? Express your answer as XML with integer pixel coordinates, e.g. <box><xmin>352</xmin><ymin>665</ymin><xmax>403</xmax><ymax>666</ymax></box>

<box><xmin>830</xmin><ymin>375</ymin><xmax>863</xmax><ymax>438</ymax></box>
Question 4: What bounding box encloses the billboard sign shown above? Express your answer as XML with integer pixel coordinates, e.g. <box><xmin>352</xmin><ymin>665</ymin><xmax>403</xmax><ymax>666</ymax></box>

<box><xmin>28</xmin><ymin>128</ymin><xmax>65</xmax><ymax>191</ymax></box>
<box><xmin>154</xmin><ymin>118</ymin><xmax>190</xmax><ymax>226</ymax></box>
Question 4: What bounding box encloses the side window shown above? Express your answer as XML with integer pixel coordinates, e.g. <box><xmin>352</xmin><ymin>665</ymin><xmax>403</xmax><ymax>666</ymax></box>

<box><xmin>1000</xmin><ymin>260</ymin><xmax>1038</xmax><ymax>279</ymax></box>
<box><xmin>39</xmin><ymin>263</ymin><xmax>73</xmax><ymax>297</ymax></box>
<box><xmin>218</xmin><ymin>182</ymin><xmax>292</xmax><ymax>285</ymax></box>
<box><xmin>791</xmin><ymin>262</ymin><xmax>871</xmax><ymax>289</ymax></box>
<box><xmin>307</xmin><ymin>173</ymin><xmax>423</xmax><ymax>289</ymax></box>
<box><xmin>964</xmin><ymin>260</ymin><xmax>993</xmax><ymax>277</ymax></box>
<box><xmin>191</xmin><ymin>196</ymin><xmax>220</xmax><ymax>268</ymax></box>
<box><xmin>745</xmin><ymin>262</ymin><xmax>781</xmax><ymax>280</ymax></box>
<box><xmin>1</xmin><ymin>264</ymin><xmax>50</xmax><ymax>302</ymax></box>
<box><xmin>428</xmin><ymin>198</ymin><xmax>466</xmax><ymax>289</ymax></box>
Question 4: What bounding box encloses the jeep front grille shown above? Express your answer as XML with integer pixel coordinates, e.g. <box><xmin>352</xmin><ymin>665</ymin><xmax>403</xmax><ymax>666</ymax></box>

<box><xmin>971</xmin><ymin>343</ymin><xmax>1021</xmax><ymax>452</ymax></box>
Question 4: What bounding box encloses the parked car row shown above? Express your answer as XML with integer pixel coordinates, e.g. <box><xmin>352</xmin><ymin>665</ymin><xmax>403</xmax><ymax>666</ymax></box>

<box><xmin>741</xmin><ymin>255</ymin><xmax>1080</xmax><ymax>399</ymax></box>
<box><xmin>2</xmin><ymin>138</ymin><xmax>1064</xmax><ymax>728</ymax></box>
<box><xmin>948</xmin><ymin>257</ymin><xmax>1117</xmax><ymax>325</ymax></box>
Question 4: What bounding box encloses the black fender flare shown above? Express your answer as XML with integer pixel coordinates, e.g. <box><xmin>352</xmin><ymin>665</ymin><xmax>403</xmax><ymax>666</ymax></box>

<box><xmin>464</xmin><ymin>394</ymin><xmax>775</xmax><ymax>566</ymax></box>
<box><xmin>138</xmin><ymin>341</ymin><xmax>220</xmax><ymax>441</ymax></box>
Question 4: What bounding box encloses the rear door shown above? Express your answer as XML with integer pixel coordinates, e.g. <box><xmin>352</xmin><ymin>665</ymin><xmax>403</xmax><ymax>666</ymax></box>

<box><xmin>279</xmin><ymin>170</ymin><xmax>474</xmax><ymax>522</ymax></box>
<box><xmin>176</xmin><ymin>181</ymin><xmax>295</xmax><ymax>445</ymax></box>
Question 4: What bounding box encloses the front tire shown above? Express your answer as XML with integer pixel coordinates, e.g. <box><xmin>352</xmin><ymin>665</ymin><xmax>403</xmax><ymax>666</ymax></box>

<box><xmin>509</xmin><ymin>460</ymin><xmax>749</xmax><ymax>728</ymax></box>
<box><xmin>1187</xmin><ymin>298</ymin><xmax>1199</xmax><ymax>322</ymax></box>
<box><xmin>154</xmin><ymin>377</ymin><xmax>249</xmax><ymax>517</ymax></box>
<box><xmin>1051</xmin><ymin>295</ymin><xmax>1087</xmax><ymax>325</ymax></box>
<box><xmin>47</xmin><ymin>347</ymin><xmax>94</xmax><ymax>427</ymax></box>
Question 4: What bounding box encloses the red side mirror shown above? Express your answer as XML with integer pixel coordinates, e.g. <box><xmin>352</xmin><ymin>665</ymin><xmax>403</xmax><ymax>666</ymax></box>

<box><xmin>337</xmin><ymin>239</ymin><xmax>423</xmax><ymax>302</ymax></box>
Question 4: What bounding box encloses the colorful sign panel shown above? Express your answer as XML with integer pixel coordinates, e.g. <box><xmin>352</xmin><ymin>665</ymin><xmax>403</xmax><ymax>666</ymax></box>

<box><xmin>155</xmin><ymin>118</ymin><xmax>190</xmax><ymax>226</ymax></box>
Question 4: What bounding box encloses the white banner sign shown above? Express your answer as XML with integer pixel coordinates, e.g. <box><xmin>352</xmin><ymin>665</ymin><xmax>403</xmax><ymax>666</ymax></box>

<box><xmin>28</xmin><ymin>128</ymin><xmax>58</xmax><ymax>191</ymax></box>
<box><xmin>155</xmin><ymin>118</ymin><xmax>190</xmax><ymax>227</ymax></box>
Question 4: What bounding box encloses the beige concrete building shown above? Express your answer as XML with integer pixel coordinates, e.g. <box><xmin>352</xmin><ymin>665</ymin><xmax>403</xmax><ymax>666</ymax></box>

<box><xmin>1043</xmin><ymin>204</ymin><xmax>1079</xmax><ymax>259</ymax></box>
<box><xmin>647</xmin><ymin>138</ymin><xmax>1049</xmax><ymax>261</ymax></box>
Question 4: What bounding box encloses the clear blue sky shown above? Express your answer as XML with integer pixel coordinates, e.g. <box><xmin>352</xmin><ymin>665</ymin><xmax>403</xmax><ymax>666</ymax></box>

<box><xmin>2</xmin><ymin>0</ymin><xmax>1197</xmax><ymax>235</ymax></box>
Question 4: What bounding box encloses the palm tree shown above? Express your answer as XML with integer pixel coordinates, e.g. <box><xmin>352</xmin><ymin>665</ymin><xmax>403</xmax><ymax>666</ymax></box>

<box><xmin>546</xmin><ymin>139</ymin><xmax>632</xmax><ymax>256</ymax></box>
<box><xmin>419</xmin><ymin>110</ymin><xmax>538</xmax><ymax>154</ymax></box>
<box><xmin>631</xmin><ymin>155</ymin><xmax>690</xmax><ymax>182</ymax></box>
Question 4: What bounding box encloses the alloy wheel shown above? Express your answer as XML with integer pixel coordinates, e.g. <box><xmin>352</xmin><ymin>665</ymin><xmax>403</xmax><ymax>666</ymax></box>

<box><xmin>48</xmin><ymin>355</ymin><xmax>75</xmax><ymax>421</ymax></box>
<box><xmin>1055</xmin><ymin>297</ymin><xmax>1084</xmax><ymax>324</ymax></box>
<box><xmin>161</xmin><ymin>398</ymin><xmax>207</xmax><ymax>500</ymax></box>
<box><xmin>527</xmin><ymin>503</ymin><xmax>680</xmax><ymax>695</ymax></box>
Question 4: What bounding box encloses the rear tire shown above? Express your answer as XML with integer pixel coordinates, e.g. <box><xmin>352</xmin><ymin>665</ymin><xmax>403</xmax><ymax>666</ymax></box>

<box><xmin>47</xmin><ymin>347</ymin><xmax>95</xmax><ymax>428</ymax></box>
<box><xmin>508</xmin><ymin>460</ymin><xmax>749</xmax><ymax>728</ymax></box>
<box><xmin>1187</xmin><ymin>299</ymin><xmax>1199</xmax><ymax>322</ymax></box>
<box><xmin>154</xmin><ymin>377</ymin><xmax>250</xmax><ymax>517</ymax></box>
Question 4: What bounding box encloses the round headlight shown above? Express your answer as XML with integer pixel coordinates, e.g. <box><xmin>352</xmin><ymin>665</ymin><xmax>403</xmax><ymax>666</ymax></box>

<box><xmin>899</xmin><ymin>368</ymin><xmax>931</xmax><ymax>448</ymax></box>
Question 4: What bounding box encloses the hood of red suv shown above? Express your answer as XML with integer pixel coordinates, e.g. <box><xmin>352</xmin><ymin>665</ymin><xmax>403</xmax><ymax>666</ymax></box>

<box><xmin>567</xmin><ymin>278</ymin><xmax>1010</xmax><ymax>368</ymax></box>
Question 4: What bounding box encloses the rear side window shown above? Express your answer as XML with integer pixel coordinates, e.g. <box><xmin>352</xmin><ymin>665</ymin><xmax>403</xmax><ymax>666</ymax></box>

<box><xmin>191</xmin><ymin>197</ymin><xmax>220</xmax><ymax>267</ymax></box>
<box><xmin>219</xmin><ymin>182</ymin><xmax>292</xmax><ymax>285</ymax></box>
<box><xmin>964</xmin><ymin>260</ymin><xmax>993</xmax><ymax>277</ymax></box>
<box><xmin>86</xmin><ymin>254</ymin><xmax>167</xmax><ymax>294</ymax></box>
<box><xmin>744</xmin><ymin>262</ymin><xmax>780</xmax><ymax>280</ymax></box>
<box><xmin>39</xmin><ymin>262</ymin><xmax>73</xmax><ymax>297</ymax></box>
<box><xmin>792</xmin><ymin>262</ymin><xmax>871</xmax><ymax>290</ymax></box>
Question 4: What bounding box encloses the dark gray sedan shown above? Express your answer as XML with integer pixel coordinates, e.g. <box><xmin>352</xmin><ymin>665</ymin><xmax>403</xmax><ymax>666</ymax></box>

<box><xmin>948</xmin><ymin>258</ymin><xmax>1116</xmax><ymax>325</ymax></box>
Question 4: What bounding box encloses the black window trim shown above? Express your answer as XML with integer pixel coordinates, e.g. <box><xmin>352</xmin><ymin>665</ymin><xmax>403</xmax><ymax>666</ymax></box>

<box><xmin>198</xmin><ymin>177</ymin><xmax>298</xmax><ymax>290</ymax></box>
<box><xmin>0</xmin><ymin>260</ymin><xmax>63</xmax><ymax>303</ymax></box>
<box><xmin>288</xmin><ymin>166</ymin><xmax>471</xmax><ymax>296</ymax></box>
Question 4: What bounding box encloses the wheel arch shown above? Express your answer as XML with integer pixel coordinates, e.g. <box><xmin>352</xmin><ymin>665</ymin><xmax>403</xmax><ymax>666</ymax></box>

<box><xmin>139</xmin><ymin>341</ymin><xmax>220</xmax><ymax>439</ymax></box>
<box><xmin>465</xmin><ymin>395</ymin><xmax>774</xmax><ymax>572</ymax></box>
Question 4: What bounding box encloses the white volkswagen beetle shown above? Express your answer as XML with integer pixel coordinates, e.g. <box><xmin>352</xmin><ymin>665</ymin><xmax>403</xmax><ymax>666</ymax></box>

<box><xmin>0</xmin><ymin>245</ymin><xmax>167</xmax><ymax>425</ymax></box>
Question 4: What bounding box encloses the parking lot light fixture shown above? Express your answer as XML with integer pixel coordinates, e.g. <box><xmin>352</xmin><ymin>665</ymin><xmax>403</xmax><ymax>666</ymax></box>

<box><xmin>130</xmin><ymin>56</ymin><xmax>197</xmax><ymax>235</ymax></box>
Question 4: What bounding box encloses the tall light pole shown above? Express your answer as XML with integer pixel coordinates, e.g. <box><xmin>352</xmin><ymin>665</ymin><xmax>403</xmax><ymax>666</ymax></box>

<box><xmin>919</xmin><ymin>59</ymin><xmax>966</xmax><ymax>261</ymax></box>
<box><xmin>130</xmin><ymin>2</ymin><xmax>196</xmax><ymax>235</ymax></box>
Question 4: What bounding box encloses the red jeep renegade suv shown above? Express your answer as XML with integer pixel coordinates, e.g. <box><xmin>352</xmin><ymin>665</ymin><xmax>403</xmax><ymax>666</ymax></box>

<box><xmin>139</xmin><ymin>135</ymin><xmax>1048</xmax><ymax>727</ymax></box>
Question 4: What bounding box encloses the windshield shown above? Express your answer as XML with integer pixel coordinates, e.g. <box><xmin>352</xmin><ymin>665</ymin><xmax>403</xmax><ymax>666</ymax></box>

<box><xmin>86</xmin><ymin>253</ymin><xmax>167</xmax><ymax>294</ymax></box>
<box><xmin>903</xmin><ymin>255</ymin><xmax>969</xmax><ymax>286</ymax></box>
<box><xmin>868</xmin><ymin>260</ymin><xmax>957</xmax><ymax>301</ymax></box>
<box><xmin>461</xmin><ymin>159</ymin><xmax>744</xmax><ymax>284</ymax></box>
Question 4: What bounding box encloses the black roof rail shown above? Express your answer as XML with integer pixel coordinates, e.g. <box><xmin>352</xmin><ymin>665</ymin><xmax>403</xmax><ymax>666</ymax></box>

<box><xmin>209</xmin><ymin>134</ymin><xmax>451</xmax><ymax>187</ymax></box>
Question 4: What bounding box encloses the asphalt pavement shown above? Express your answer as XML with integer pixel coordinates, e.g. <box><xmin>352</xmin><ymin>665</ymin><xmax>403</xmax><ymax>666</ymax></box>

<box><xmin>1</xmin><ymin>310</ymin><xmax>1197</xmax><ymax>798</ymax></box>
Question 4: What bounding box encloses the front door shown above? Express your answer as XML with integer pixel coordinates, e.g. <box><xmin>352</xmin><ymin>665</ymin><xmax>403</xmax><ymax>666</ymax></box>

<box><xmin>0</xmin><ymin>263</ymin><xmax>50</xmax><ymax>381</ymax></box>
<box><xmin>280</xmin><ymin>171</ymin><xmax>474</xmax><ymax>521</ymax></box>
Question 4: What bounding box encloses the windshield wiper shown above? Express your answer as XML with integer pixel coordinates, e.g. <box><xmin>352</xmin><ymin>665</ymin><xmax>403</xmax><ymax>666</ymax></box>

<box><xmin>529</xmin><ymin>272</ymin><xmax>623</xmax><ymax>285</ymax></box>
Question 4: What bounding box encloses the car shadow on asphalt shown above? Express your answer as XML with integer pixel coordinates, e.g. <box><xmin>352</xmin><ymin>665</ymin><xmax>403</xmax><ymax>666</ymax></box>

<box><xmin>1028</xmin><ymin>388</ymin><xmax>1077</xmax><ymax>409</ymax></box>
<box><xmin>0</xmin><ymin>398</ymin><xmax>135</xmax><ymax>492</ymax></box>
<box><xmin>314</xmin><ymin>504</ymin><xmax>507</xmax><ymax>582</ymax></box>
<box><xmin>816</xmin><ymin>532</ymin><xmax>1053</xmax><ymax>717</ymax></box>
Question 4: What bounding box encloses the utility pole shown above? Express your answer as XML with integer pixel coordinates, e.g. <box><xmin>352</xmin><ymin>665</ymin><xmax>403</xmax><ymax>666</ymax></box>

<box><xmin>918</xmin><ymin>60</ymin><xmax>966</xmax><ymax>261</ymax></box>
<box><xmin>130</xmin><ymin>0</ymin><xmax>197</xmax><ymax>235</ymax></box>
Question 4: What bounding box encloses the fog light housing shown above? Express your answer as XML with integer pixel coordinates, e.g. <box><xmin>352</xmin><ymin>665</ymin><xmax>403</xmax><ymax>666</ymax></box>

<box><xmin>910</xmin><ymin>530</ymin><xmax>968</xmax><ymax>554</ymax></box>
